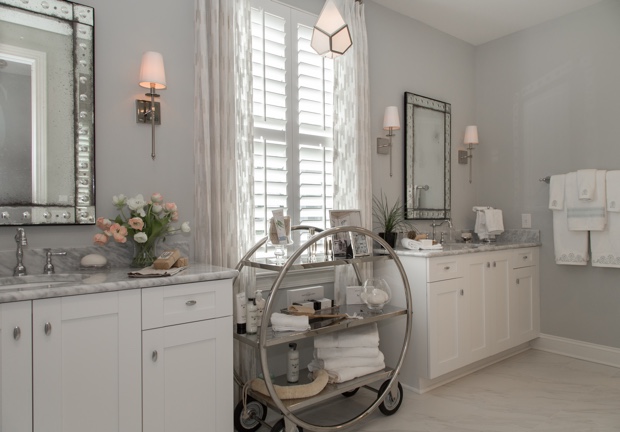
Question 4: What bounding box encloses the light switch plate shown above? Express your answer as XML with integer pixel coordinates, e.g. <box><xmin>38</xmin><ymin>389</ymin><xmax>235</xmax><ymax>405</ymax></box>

<box><xmin>521</xmin><ymin>213</ymin><xmax>532</xmax><ymax>228</ymax></box>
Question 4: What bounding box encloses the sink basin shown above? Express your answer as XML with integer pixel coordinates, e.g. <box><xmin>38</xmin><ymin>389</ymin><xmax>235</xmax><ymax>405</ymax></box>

<box><xmin>0</xmin><ymin>274</ymin><xmax>87</xmax><ymax>292</ymax></box>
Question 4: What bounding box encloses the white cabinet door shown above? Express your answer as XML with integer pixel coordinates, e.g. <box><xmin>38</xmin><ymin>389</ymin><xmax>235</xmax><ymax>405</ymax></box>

<box><xmin>512</xmin><ymin>265</ymin><xmax>540</xmax><ymax>345</ymax></box>
<box><xmin>143</xmin><ymin>315</ymin><xmax>233</xmax><ymax>432</ymax></box>
<box><xmin>428</xmin><ymin>278</ymin><xmax>468</xmax><ymax>378</ymax></box>
<box><xmin>0</xmin><ymin>301</ymin><xmax>32</xmax><ymax>432</ymax></box>
<box><xmin>485</xmin><ymin>252</ymin><xmax>512</xmax><ymax>354</ymax></box>
<box><xmin>32</xmin><ymin>290</ymin><xmax>142</xmax><ymax>432</ymax></box>
<box><xmin>463</xmin><ymin>258</ymin><xmax>491</xmax><ymax>363</ymax></box>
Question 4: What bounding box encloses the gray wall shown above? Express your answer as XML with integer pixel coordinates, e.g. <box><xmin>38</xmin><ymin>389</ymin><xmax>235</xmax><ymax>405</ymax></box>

<box><xmin>474</xmin><ymin>0</ymin><xmax>620</xmax><ymax>348</ymax></box>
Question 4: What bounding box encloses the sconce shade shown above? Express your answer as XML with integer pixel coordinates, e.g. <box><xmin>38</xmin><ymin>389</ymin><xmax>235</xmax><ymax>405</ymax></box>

<box><xmin>311</xmin><ymin>0</ymin><xmax>352</xmax><ymax>59</ymax></box>
<box><xmin>464</xmin><ymin>125</ymin><xmax>479</xmax><ymax>145</ymax></box>
<box><xmin>139</xmin><ymin>51</ymin><xmax>166</xmax><ymax>90</ymax></box>
<box><xmin>383</xmin><ymin>106</ymin><xmax>400</xmax><ymax>130</ymax></box>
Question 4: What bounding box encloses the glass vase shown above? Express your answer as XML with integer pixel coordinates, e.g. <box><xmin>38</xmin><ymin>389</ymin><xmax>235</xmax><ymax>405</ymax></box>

<box><xmin>131</xmin><ymin>239</ymin><xmax>158</xmax><ymax>268</ymax></box>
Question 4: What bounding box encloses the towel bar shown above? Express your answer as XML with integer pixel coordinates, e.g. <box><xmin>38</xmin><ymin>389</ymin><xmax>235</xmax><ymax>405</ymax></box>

<box><xmin>540</xmin><ymin>176</ymin><xmax>550</xmax><ymax>184</ymax></box>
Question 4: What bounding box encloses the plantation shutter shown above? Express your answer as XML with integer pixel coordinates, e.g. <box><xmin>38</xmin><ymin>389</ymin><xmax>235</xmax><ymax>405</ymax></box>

<box><xmin>251</xmin><ymin>1</ymin><xmax>333</xmax><ymax>254</ymax></box>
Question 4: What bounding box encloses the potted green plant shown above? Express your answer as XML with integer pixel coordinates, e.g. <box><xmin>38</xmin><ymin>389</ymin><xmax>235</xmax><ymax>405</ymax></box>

<box><xmin>372</xmin><ymin>192</ymin><xmax>414</xmax><ymax>248</ymax></box>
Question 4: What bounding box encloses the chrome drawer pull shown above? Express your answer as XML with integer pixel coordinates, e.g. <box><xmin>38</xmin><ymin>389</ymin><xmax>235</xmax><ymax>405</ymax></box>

<box><xmin>13</xmin><ymin>326</ymin><xmax>21</xmax><ymax>341</ymax></box>
<box><xmin>523</xmin><ymin>255</ymin><xmax>528</xmax><ymax>260</ymax></box>
<box><xmin>152</xmin><ymin>350</ymin><xmax>158</xmax><ymax>362</ymax></box>
<box><xmin>493</xmin><ymin>262</ymin><xmax>496</xmax><ymax>267</ymax></box>
<box><xmin>44</xmin><ymin>322</ymin><xmax>52</xmax><ymax>336</ymax></box>
<box><xmin>444</xmin><ymin>266</ymin><xmax>450</xmax><ymax>270</ymax></box>
<box><xmin>460</xmin><ymin>289</ymin><xmax>464</xmax><ymax>296</ymax></box>
<box><xmin>186</xmin><ymin>300</ymin><xmax>197</xmax><ymax>306</ymax></box>
<box><xmin>486</xmin><ymin>262</ymin><xmax>490</xmax><ymax>268</ymax></box>
<box><xmin>516</xmin><ymin>279</ymin><xmax>520</xmax><ymax>284</ymax></box>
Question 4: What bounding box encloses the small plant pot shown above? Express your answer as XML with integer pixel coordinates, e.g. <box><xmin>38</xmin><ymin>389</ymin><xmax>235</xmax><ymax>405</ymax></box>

<box><xmin>378</xmin><ymin>232</ymin><xmax>397</xmax><ymax>248</ymax></box>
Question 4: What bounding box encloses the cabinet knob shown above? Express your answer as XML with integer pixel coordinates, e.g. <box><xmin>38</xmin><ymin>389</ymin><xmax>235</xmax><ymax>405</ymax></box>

<box><xmin>13</xmin><ymin>326</ymin><xmax>21</xmax><ymax>341</ymax></box>
<box><xmin>493</xmin><ymin>262</ymin><xmax>496</xmax><ymax>268</ymax></box>
<box><xmin>152</xmin><ymin>350</ymin><xmax>158</xmax><ymax>362</ymax></box>
<box><xmin>522</xmin><ymin>255</ymin><xmax>528</xmax><ymax>260</ymax></box>
<box><xmin>44</xmin><ymin>322</ymin><xmax>52</xmax><ymax>336</ymax></box>
<box><xmin>460</xmin><ymin>289</ymin><xmax>464</xmax><ymax>296</ymax></box>
<box><xmin>486</xmin><ymin>262</ymin><xmax>490</xmax><ymax>268</ymax></box>
<box><xmin>444</xmin><ymin>266</ymin><xmax>450</xmax><ymax>270</ymax></box>
<box><xmin>516</xmin><ymin>279</ymin><xmax>520</xmax><ymax>284</ymax></box>
<box><xmin>186</xmin><ymin>300</ymin><xmax>197</xmax><ymax>306</ymax></box>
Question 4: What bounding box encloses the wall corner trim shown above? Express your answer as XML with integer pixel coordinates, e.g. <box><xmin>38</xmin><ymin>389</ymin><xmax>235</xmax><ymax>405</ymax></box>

<box><xmin>532</xmin><ymin>334</ymin><xmax>620</xmax><ymax>369</ymax></box>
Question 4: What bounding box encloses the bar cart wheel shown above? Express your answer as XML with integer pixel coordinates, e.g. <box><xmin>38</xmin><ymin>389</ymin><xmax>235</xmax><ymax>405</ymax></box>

<box><xmin>271</xmin><ymin>419</ymin><xmax>304</xmax><ymax>432</ymax></box>
<box><xmin>377</xmin><ymin>380</ymin><xmax>403</xmax><ymax>416</ymax></box>
<box><xmin>341</xmin><ymin>388</ymin><xmax>360</xmax><ymax>397</ymax></box>
<box><xmin>234</xmin><ymin>397</ymin><xmax>268</xmax><ymax>432</ymax></box>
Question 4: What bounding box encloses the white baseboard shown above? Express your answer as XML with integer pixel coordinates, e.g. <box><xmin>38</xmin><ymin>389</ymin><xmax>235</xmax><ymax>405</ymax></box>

<box><xmin>532</xmin><ymin>334</ymin><xmax>620</xmax><ymax>369</ymax></box>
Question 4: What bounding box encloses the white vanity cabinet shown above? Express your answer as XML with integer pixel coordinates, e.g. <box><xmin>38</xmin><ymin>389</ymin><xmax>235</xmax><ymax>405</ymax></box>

<box><xmin>32</xmin><ymin>290</ymin><xmax>142</xmax><ymax>432</ymax></box>
<box><xmin>377</xmin><ymin>246</ymin><xmax>540</xmax><ymax>393</ymax></box>
<box><xmin>142</xmin><ymin>280</ymin><xmax>233</xmax><ymax>432</ymax></box>
<box><xmin>0</xmin><ymin>301</ymin><xmax>32</xmax><ymax>432</ymax></box>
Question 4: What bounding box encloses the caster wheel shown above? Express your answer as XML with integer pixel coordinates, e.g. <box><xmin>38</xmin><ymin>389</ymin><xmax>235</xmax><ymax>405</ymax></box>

<box><xmin>377</xmin><ymin>380</ymin><xmax>403</xmax><ymax>416</ymax></box>
<box><xmin>342</xmin><ymin>387</ymin><xmax>360</xmax><ymax>397</ymax></box>
<box><xmin>271</xmin><ymin>418</ymin><xmax>303</xmax><ymax>432</ymax></box>
<box><xmin>234</xmin><ymin>397</ymin><xmax>267</xmax><ymax>432</ymax></box>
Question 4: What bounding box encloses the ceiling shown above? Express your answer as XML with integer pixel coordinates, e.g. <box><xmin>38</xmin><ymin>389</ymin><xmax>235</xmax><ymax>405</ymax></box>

<box><xmin>378</xmin><ymin>0</ymin><xmax>604</xmax><ymax>46</ymax></box>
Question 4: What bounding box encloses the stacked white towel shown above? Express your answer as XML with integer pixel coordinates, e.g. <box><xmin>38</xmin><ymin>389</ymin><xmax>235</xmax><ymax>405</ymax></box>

<box><xmin>591</xmin><ymin>170</ymin><xmax>620</xmax><ymax>268</ymax></box>
<box><xmin>270</xmin><ymin>312</ymin><xmax>310</xmax><ymax>332</ymax></box>
<box><xmin>308</xmin><ymin>323</ymin><xmax>385</xmax><ymax>384</ymax></box>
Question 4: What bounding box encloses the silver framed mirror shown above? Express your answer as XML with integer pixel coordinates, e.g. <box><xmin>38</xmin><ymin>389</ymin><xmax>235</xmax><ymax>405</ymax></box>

<box><xmin>404</xmin><ymin>92</ymin><xmax>451</xmax><ymax>220</ymax></box>
<box><xmin>0</xmin><ymin>0</ymin><xmax>94</xmax><ymax>225</ymax></box>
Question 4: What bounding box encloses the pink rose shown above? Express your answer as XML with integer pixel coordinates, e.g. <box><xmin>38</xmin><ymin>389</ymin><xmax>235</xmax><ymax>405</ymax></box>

<box><xmin>171</xmin><ymin>211</ymin><xmax>179</xmax><ymax>222</ymax></box>
<box><xmin>128</xmin><ymin>217</ymin><xmax>144</xmax><ymax>231</ymax></box>
<box><xmin>110</xmin><ymin>223</ymin><xmax>128</xmax><ymax>243</ymax></box>
<box><xmin>164</xmin><ymin>202</ymin><xmax>177</xmax><ymax>213</ymax></box>
<box><xmin>151</xmin><ymin>193</ymin><xmax>163</xmax><ymax>203</ymax></box>
<box><xmin>93</xmin><ymin>233</ymin><xmax>108</xmax><ymax>245</ymax></box>
<box><xmin>96</xmin><ymin>217</ymin><xmax>112</xmax><ymax>230</ymax></box>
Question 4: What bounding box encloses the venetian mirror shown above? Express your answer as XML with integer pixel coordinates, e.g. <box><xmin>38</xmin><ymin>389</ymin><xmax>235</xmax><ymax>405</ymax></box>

<box><xmin>404</xmin><ymin>92</ymin><xmax>451</xmax><ymax>220</ymax></box>
<box><xmin>0</xmin><ymin>0</ymin><xmax>94</xmax><ymax>225</ymax></box>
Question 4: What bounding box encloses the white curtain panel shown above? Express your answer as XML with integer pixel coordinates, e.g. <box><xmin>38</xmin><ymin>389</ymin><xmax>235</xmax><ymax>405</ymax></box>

<box><xmin>332</xmin><ymin>0</ymin><xmax>372</xmax><ymax>299</ymax></box>
<box><xmin>193</xmin><ymin>0</ymin><xmax>254</xmax><ymax>269</ymax></box>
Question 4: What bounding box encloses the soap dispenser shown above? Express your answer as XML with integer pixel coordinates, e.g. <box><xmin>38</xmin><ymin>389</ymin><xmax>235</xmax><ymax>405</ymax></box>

<box><xmin>287</xmin><ymin>343</ymin><xmax>299</xmax><ymax>383</ymax></box>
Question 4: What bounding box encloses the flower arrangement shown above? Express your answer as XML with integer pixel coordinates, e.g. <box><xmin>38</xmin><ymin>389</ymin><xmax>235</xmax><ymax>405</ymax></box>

<box><xmin>93</xmin><ymin>193</ymin><xmax>190</xmax><ymax>267</ymax></box>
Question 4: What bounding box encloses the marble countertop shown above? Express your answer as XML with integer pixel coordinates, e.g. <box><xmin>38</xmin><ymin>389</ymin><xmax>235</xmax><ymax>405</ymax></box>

<box><xmin>0</xmin><ymin>263</ymin><xmax>238</xmax><ymax>304</ymax></box>
<box><xmin>378</xmin><ymin>241</ymin><xmax>541</xmax><ymax>258</ymax></box>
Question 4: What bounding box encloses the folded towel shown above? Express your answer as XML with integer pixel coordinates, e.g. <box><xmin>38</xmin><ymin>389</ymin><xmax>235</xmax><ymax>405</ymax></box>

<box><xmin>474</xmin><ymin>210</ymin><xmax>489</xmax><ymax>240</ymax></box>
<box><xmin>484</xmin><ymin>209</ymin><xmax>504</xmax><ymax>234</ymax></box>
<box><xmin>591</xmin><ymin>212</ymin><xmax>620</xmax><ymax>268</ymax></box>
<box><xmin>314</xmin><ymin>347</ymin><xmax>381</xmax><ymax>360</ymax></box>
<box><xmin>127</xmin><ymin>266</ymin><xmax>187</xmax><ymax>278</ymax></box>
<box><xmin>548</xmin><ymin>174</ymin><xmax>565</xmax><ymax>210</ymax></box>
<box><xmin>307</xmin><ymin>351</ymin><xmax>385</xmax><ymax>371</ymax></box>
<box><xmin>400</xmin><ymin>238</ymin><xmax>443</xmax><ymax>250</ymax></box>
<box><xmin>270</xmin><ymin>312</ymin><xmax>310</xmax><ymax>332</ymax></box>
<box><xmin>314</xmin><ymin>323</ymin><xmax>379</xmax><ymax>348</ymax></box>
<box><xmin>606</xmin><ymin>171</ymin><xmax>620</xmax><ymax>212</ymax></box>
<box><xmin>552</xmin><ymin>206</ymin><xmax>588</xmax><ymax>265</ymax></box>
<box><xmin>577</xmin><ymin>169</ymin><xmax>597</xmax><ymax>200</ymax></box>
<box><xmin>318</xmin><ymin>364</ymin><xmax>386</xmax><ymax>384</ymax></box>
<box><xmin>566</xmin><ymin>171</ymin><xmax>607</xmax><ymax>231</ymax></box>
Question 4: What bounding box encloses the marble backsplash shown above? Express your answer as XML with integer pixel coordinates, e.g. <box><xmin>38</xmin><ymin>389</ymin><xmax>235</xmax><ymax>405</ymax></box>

<box><xmin>0</xmin><ymin>240</ymin><xmax>190</xmax><ymax>277</ymax></box>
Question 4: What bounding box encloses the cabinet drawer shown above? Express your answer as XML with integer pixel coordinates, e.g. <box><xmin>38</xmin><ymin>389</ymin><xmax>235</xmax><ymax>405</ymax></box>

<box><xmin>142</xmin><ymin>279</ymin><xmax>232</xmax><ymax>330</ymax></box>
<box><xmin>427</xmin><ymin>257</ymin><xmax>463</xmax><ymax>282</ymax></box>
<box><xmin>512</xmin><ymin>248</ymin><xmax>539</xmax><ymax>268</ymax></box>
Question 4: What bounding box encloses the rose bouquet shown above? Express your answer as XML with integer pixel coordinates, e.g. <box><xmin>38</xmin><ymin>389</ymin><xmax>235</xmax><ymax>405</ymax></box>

<box><xmin>93</xmin><ymin>193</ymin><xmax>190</xmax><ymax>267</ymax></box>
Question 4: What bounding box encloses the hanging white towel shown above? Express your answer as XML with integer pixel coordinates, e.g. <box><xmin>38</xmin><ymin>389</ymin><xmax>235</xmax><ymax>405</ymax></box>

<box><xmin>474</xmin><ymin>209</ymin><xmax>489</xmax><ymax>240</ymax></box>
<box><xmin>552</xmin><ymin>208</ymin><xmax>589</xmax><ymax>265</ymax></box>
<box><xmin>548</xmin><ymin>174</ymin><xmax>565</xmax><ymax>210</ymax></box>
<box><xmin>577</xmin><ymin>169</ymin><xmax>597</xmax><ymax>200</ymax></box>
<box><xmin>484</xmin><ymin>209</ymin><xmax>504</xmax><ymax>234</ymax></box>
<box><xmin>566</xmin><ymin>171</ymin><xmax>607</xmax><ymax>231</ymax></box>
<box><xmin>591</xmin><ymin>212</ymin><xmax>620</xmax><ymax>268</ymax></box>
<box><xmin>605</xmin><ymin>171</ymin><xmax>620</xmax><ymax>212</ymax></box>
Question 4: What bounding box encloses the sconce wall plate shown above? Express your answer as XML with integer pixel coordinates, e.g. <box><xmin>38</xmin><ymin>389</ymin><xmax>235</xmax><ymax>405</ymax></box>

<box><xmin>136</xmin><ymin>100</ymin><xmax>161</xmax><ymax>125</ymax></box>
<box><xmin>458</xmin><ymin>150</ymin><xmax>468</xmax><ymax>164</ymax></box>
<box><xmin>377</xmin><ymin>137</ymin><xmax>390</xmax><ymax>154</ymax></box>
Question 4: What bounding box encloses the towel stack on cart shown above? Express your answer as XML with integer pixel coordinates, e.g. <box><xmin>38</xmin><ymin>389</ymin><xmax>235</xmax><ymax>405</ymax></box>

<box><xmin>307</xmin><ymin>323</ymin><xmax>385</xmax><ymax>383</ymax></box>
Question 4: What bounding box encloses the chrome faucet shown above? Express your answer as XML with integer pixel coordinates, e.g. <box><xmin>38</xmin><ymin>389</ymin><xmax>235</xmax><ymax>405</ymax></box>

<box><xmin>430</xmin><ymin>219</ymin><xmax>452</xmax><ymax>242</ymax></box>
<box><xmin>43</xmin><ymin>249</ymin><xmax>67</xmax><ymax>275</ymax></box>
<box><xmin>14</xmin><ymin>228</ymin><xmax>28</xmax><ymax>276</ymax></box>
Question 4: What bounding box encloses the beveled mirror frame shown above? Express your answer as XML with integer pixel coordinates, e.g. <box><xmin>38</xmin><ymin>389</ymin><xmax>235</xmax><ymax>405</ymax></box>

<box><xmin>404</xmin><ymin>92</ymin><xmax>451</xmax><ymax>220</ymax></box>
<box><xmin>0</xmin><ymin>0</ymin><xmax>94</xmax><ymax>225</ymax></box>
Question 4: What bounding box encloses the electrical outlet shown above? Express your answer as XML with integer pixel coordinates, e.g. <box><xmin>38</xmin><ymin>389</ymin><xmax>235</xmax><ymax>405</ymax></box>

<box><xmin>521</xmin><ymin>213</ymin><xmax>532</xmax><ymax>228</ymax></box>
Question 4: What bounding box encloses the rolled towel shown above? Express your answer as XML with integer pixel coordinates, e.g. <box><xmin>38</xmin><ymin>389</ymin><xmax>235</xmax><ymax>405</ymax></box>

<box><xmin>270</xmin><ymin>312</ymin><xmax>310</xmax><ymax>332</ymax></box>
<box><xmin>320</xmin><ymin>364</ymin><xmax>386</xmax><ymax>384</ymax></box>
<box><xmin>251</xmin><ymin>369</ymin><xmax>329</xmax><ymax>399</ymax></box>
<box><xmin>314</xmin><ymin>346</ymin><xmax>381</xmax><ymax>359</ymax></box>
<box><xmin>314</xmin><ymin>323</ymin><xmax>379</xmax><ymax>349</ymax></box>
<box><xmin>307</xmin><ymin>351</ymin><xmax>385</xmax><ymax>372</ymax></box>
<box><xmin>577</xmin><ymin>169</ymin><xmax>597</xmax><ymax>200</ymax></box>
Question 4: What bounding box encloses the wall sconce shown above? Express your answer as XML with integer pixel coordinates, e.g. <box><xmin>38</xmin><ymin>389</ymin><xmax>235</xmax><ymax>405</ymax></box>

<box><xmin>377</xmin><ymin>106</ymin><xmax>400</xmax><ymax>177</ymax></box>
<box><xmin>458</xmin><ymin>125</ymin><xmax>479</xmax><ymax>183</ymax></box>
<box><xmin>136</xmin><ymin>51</ymin><xmax>166</xmax><ymax>160</ymax></box>
<box><xmin>310</xmin><ymin>0</ymin><xmax>352</xmax><ymax>59</ymax></box>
